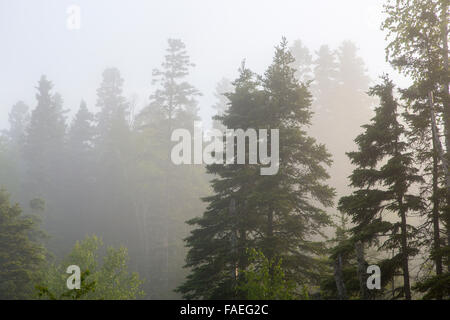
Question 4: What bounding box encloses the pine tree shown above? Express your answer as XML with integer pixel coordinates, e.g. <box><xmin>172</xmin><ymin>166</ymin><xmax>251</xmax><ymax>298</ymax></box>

<box><xmin>383</xmin><ymin>0</ymin><xmax>450</xmax><ymax>276</ymax></box>
<box><xmin>178</xmin><ymin>39</ymin><xmax>334</xmax><ymax>299</ymax></box>
<box><xmin>289</xmin><ymin>39</ymin><xmax>313</xmax><ymax>83</ymax></box>
<box><xmin>93</xmin><ymin>67</ymin><xmax>133</xmax><ymax>246</ymax></box>
<box><xmin>310</xmin><ymin>42</ymin><xmax>373</xmax><ymax>202</ymax></box>
<box><xmin>68</xmin><ymin>100</ymin><xmax>94</xmax><ymax>158</ymax></box>
<box><xmin>65</xmin><ymin>101</ymin><xmax>96</xmax><ymax>237</ymax></box>
<box><xmin>339</xmin><ymin>76</ymin><xmax>425</xmax><ymax>300</ymax></box>
<box><xmin>0</xmin><ymin>189</ymin><xmax>46</xmax><ymax>299</ymax></box>
<box><xmin>311</xmin><ymin>45</ymin><xmax>338</xmax><ymax>107</ymax></box>
<box><xmin>0</xmin><ymin>101</ymin><xmax>30</xmax><ymax>197</ymax></box>
<box><xmin>211</xmin><ymin>77</ymin><xmax>233</xmax><ymax>131</ymax></box>
<box><xmin>382</xmin><ymin>0</ymin><xmax>450</xmax><ymax>297</ymax></box>
<box><xmin>309</xmin><ymin>45</ymin><xmax>338</xmax><ymax>147</ymax></box>
<box><xmin>23</xmin><ymin>75</ymin><xmax>67</xmax><ymax>211</ymax></box>
<box><xmin>8</xmin><ymin>101</ymin><xmax>30</xmax><ymax>146</ymax></box>
<box><xmin>133</xmin><ymin>39</ymin><xmax>206</xmax><ymax>298</ymax></box>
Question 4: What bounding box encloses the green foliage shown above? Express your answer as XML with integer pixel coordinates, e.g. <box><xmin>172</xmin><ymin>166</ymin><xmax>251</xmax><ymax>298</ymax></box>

<box><xmin>178</xmin><ymin>38</ymin><xmax>334</xmax><ymax>299</ymax></box>
<box><xmin>0</xmin><ymin>189</ymin><xmax>46</xmax><ymax>299</ymax></box>
<box><xmin>338</xmin><ymin>76</ymin><xmax>424</xmax><ymax>299</ymax></box>
<box><xmin>382</xmin><ymin>0</ymin><xmax>450</xmax><ymax>299</ymax></box>
<box><xmin>37</xmin><ymin>269</ymin><xmax>96</xmax><ymax>300</ymax></box>
<box><xmin>132</xmin><ymin>39</ymin><xmax>208</xmax><ymax>298</ymax></box>
<box><xmin>23</xmin><ymin>76</ymin><xmax>67</xmax><ymax>199</ymax></box>
<box><xmin>39</xmin><ymin>235</ymin><xmax>145</xmax><ymax>300</ymax></box>
<box><xmin>238</xmin><ymin>249</ymin><xmax>296</xmax><ymax>300</ymax></box>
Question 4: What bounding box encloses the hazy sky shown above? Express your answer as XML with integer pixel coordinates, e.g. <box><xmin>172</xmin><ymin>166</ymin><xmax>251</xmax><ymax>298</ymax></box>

<box><xmin>0</xmin><ymin>0</ymin><xmax>408</xmax><ymax>130</ymax></box>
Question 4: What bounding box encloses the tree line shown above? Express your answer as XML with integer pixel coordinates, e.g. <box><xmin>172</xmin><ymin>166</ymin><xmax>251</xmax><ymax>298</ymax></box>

<box><xmin>0</xmin><ymin>0</ymin><xmax>448</xmax><ymax>299</ymax></box>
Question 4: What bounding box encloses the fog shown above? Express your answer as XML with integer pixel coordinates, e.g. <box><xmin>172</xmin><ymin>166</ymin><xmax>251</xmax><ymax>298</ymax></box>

<box><xmin>0</xmin><ymin>0</ymin><xmax>448</xmax><ymax>301</ymax></box>
<box><xmin>0</xmin><ymin>0</ymin><xmax>406</xmax><ymax>130</ymax></box>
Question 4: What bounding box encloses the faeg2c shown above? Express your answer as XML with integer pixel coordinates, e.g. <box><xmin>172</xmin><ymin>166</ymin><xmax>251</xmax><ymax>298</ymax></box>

<box><xmin>224</xmin><ymin>305</ymin><xmax>269</xmax><ymax>315</ymax></box>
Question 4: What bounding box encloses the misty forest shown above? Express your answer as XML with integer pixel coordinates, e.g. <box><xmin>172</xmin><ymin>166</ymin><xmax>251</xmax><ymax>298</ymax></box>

<box><xmin>0</xmin><ymin>0</ymin><xmax>449</xmax><ymax>300</ymax></box>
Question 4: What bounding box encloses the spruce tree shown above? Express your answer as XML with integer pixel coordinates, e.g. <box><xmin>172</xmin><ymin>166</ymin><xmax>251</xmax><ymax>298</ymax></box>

<box><xmin>211</xmin><ymin>77</ymin><xmax>233</xmax><ymax>131</ymax></box>
<box><xmin>178</xmin><ymin>39</ymin><xmax>334</xmax><ymax>299</ymax></box>
<box><xmin>134</xmin><ymin>39</ymin><xmax>206</xmax><ymax>298</ymax></box>
<box><xmin>0</xmin><ymin>189</ymin><xmax>46</xmax><ymax>299</ymax></box>
<box><xmin>383</xmin><ymin>0</ymin><xmax>450</xmax><ymax>275</ymax></box>
<box><xmin>1</xmin><ymin>101</ymin><xmax>29</xmax><ymax>197</ymax></box>
<box><xmin>65</xmin><ymin>101</ymin><xmax>96</xmax><ymax>237</ymax></box>
<box><xmin>339</xmin><ymin>76</ymin><xmax>424</xmax><ymax>300</ymax></box>
<box><xmin>93</xmin><ymin>67</ymin><xmax>133</xmax><ymax>245</ymax></box>
<box><xmin>23</xmin><ymin>76</ymin><xmax>67</xmax><ymax>212</ymax></box>
<box><xmin>8</xmin><ymin>101</ymin><xmax>30</xmax><ymax>146</ymax></box>
<box><xmin>289</xmin><ymin>39</ymin><xmax>313</xmax><ymax>83</ymax></box>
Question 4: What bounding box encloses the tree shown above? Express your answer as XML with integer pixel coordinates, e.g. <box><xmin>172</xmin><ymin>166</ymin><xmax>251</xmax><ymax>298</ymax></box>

<box><xmin>289</xmin><ymin>39</ymin><xmax>313</xmax><ymax>83</ymax></box>
<box><xmin>339</xmin><ymin>76</ymin><xmax>425</xmax><ymax>300</ymax></box>
<box><xmin>0</xmin><ymin>189</ymin><xmax>46</xmax><ymax>299</ymax></box>
<box><xmin>23</xmin><ymin>76</ymin><xmax>67</xmax><ymax>205</ymax></box>
<box><xmin>64</xmin><ymin>101</ymin><xmax>96</xmax><ymax>238</ymax></box>
<box><xmin>133</xmin><ymin>39</ymin><xmax>207</xmax><ymax>298</ymax></box>
<box><xmin>211</xmin><ymin>77</ymin><xmax>233</xmax><ymax>131</ymax></box>
<box><xmin>40</xmin><ymin>235</ymin><xmax>144</xmax><ymax>300</ymax></box>
<box><xmin>311</xmin><ymin>45</ymin><xmax>338</xmax><ymax>106</ymax></box>
<box><xmin>309</xmin><ymin>43</ymin><xmax>374</xmax><ymax>245</ymax></box>
<box><xmin>0</xmin><ymin>101</ymin><xmax>29</xmax><ymax>197</ymax></box>
<box><xmin>320</xmin><ymin>213</ymin><xmax>361</xmax><ymax>300</ymax></box>
<box><xmin>92</xmin><ymin>67</ymin><xmax>134</xmax><ymax>250</ymax></box>
<box><xmin>178</xmin><ymin>39</ymin><xmax>334</xmax><ymax>299</ymax></box>
<box><xmin>7</xmin><ymin>101</ymin><xmax>30</xmax><ymax>146</ymax></box>
<box><xmin>238</xmin><ymin>249</ymin><xmax>296</xmax><ymax>300</ymax></box>
<box><xmin>382</xmin><ymin>0</ymin><xmax>450</xmax><ymax>278</ymax></box>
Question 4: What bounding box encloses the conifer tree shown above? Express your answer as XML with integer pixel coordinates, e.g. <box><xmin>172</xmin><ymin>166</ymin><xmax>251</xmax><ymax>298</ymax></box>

<box><xmin>289</xmin><ymin>39</ymin><xmax>313</xmax><ymax>83</ymax></box>
<box><xmin>8</xmin><ymin>101</ymin><xmax>30</xmax><ymax>146</ymax></box>
<box><xmin>134</xmin><ymin>39</ymin><xmax>206</xmax><ymax>298</ymax></box>
<box><xmin>178</xmin><ymin>39</ymin><xmax>334</xmax><ymax>299</ymax></box>
<box><xmin>92</xmin><ymin>68</ymin><xmax>134</xmax><ymax>257</ymax></box>
<box><xmin>23</xmin><ymin>76</ymin><xmax>67</xmax><ymax>210</ymax></box>
<box><xmin>211</xmin><ymin>77</ymin><xmax>233</xmax><ymax>131</ymax></box>
<box><xmin>1</xmin><ymin>101</ymin><xmax>29</xmax><ymax>197</ymax></box>
<box><xmin>339</xmin><ymin>76</ymin><xmax>424</xmax><ymax>300</ymax></box>
<box><xmin>65</xmin><ymin>101</ymin><xmax>96</xmax><ymax>237</ymax></box>
<box><xmin>0</xmin><ymin>189</ymin><xmax>46</xmax><ymax>299</ymax></box>
<box><xmin>382</xmin><ymin>0</ymin><xmax>450</xmax><ymax>296</ymax></box>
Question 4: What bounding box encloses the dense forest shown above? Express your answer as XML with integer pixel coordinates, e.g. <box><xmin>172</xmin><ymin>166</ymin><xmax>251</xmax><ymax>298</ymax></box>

<box><xmin>0</xmin><ymin>0</ymin><xmax>449</xmax><ymax>300</ymax></box>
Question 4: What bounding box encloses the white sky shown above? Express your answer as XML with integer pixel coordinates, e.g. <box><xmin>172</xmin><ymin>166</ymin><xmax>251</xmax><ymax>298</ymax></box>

<box><xmin>0</xmin><ymin>0</ymin><xmax>408</xmax><ymax>130</ymax></box>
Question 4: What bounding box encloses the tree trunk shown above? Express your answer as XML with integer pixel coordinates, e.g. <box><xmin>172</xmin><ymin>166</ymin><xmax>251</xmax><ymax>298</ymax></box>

<box><xmin>355</xmin><ymin>241</ymin><xmax>368</xmax><ymax>300</ymax></box>
<box><xmin>440</xmin><ymin>0</ymin><xmax>450</xmax><ymax>271</ymax></box>
<box><xmin>432</xmin><ymin>129</ymin><xmax>443</xmax><ymax>281</ymax></box>
<box><xmin>229</xmin><ymin>198</ymin><xmax>238</xmax><ymax>283</ymax></box>
<box><xmin>333</xmin><ymin>254</ymin><xmax>347</xmax><ymax>300</ymax></box>
<box><xmin>399</xmin><ymin>203</ymin><xmax>412</xmax><ymax>300</ymax></box>
<box><xmin>267</xmin><ymin>206</ymin><xmax>274</xmax><ymax>277</ymax></box>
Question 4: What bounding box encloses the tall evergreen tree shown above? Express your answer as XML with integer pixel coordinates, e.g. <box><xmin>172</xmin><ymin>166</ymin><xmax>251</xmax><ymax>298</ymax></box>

<box><xmin>0</xmin><ymin>189</ymin><xmax>46</xmax><ymax>299</ymax></box>
<box><xmin>339</xmin><ymin>76</ymin><xmax>424</xmax><ymax>300</ymax></box>
<box><xmin>0</xmin><ymin>101</ymin><xmax>30</xmax><ymax>197</ymax></box>
<box><xmin>93</xmin><ymin>67</ymin><xmax>133</xmax><ymax>245</ymax></box>
<box><xmin>211</xmin><ymin>77</ymin><xmax>233</xmax><ymax>131</ymax></box>
<box><xmin>133</xmin><ymin>39</ymin><xmax>207</xmax><ymax>298</ymax></box>
<box><xmin>178</xmin><ymin>39</ymin><xmax>334</xmax><ymax>299</ymax></box>
<box><xmin>382</xmin><ymin>0</ymin><xmax>450</xmax><ymax>297</ymax></box>
<box><xmin>289</xmin><ymin>39</ymin><xmax>313</xmax><ymax>83</ymax></box>
<box><xmin>64</xmin><ymin>101</ymin><xmax>96</xmax><ymax>239</ymax></box>
<box><xmin>8</xmin><ymin>101</ymin><xmax>30</xmax><ymax>146</ymax></box>
<box><xmin>23</xmin><ymin>76</ymin><xmax>67</xmax><ymax>215</ymax></box>
<box><xmin>382</xmin><ymin>0</ymin><xmax>450</xmax><ymax>273</ymax></box>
